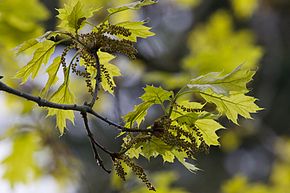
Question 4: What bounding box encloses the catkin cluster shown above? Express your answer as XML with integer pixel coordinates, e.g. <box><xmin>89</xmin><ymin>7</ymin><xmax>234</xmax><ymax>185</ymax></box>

<box><xmin>153</xmin><ymin>117</ymin><xmax>209</xmax><ymax>158</ymax></box>
<box><xmin>113</xmin><ymin>155</ymin><xmax>155</xmax><ymax>191</ymax></box>
<box><xmin>176</xmin><ymin>103</ymin><xmax>203</xmax><ymax>113</ymax></box>
<box><xmin>59</xmin><ymin>23</ymin><xmax>137</xmax><ymax>95</ymax></box>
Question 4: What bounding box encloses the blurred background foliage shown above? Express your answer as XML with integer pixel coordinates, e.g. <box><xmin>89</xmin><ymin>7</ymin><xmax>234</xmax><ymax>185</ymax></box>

<box><xmin>1</xmin><ymin>0</ymin><xmax>290</xmax><ymax>193</ymax></box>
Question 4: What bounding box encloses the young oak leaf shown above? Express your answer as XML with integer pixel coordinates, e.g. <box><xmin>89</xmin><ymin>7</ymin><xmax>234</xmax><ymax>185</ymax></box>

<box><xmin>57</xmin><ymin>1</ymin><xmax>100</xmax><ymax>33</ymax></box>
<box><xmin>86</xmin><ymin>51</ymin><xmax>121</xmax><ymax>95</ymax></box>
<box><xmin>173</xmin><ymin>112</ymin><xmax>199</xmax><ymax>126</ymax></box>
<box><xmin>115</xmin><ymin>21</ymin><xmax>155</xmax><ymax>42</ymax></box>
<box><xmin>139</xmin><ymin>136</ymin><xmax>175</xmax><ymax>162</ymax></box>
<box><xmin>15</xmin><ymin>40</ymin><xmax>56</xmax><ymax>84</ymax></box>
<box><xmin>187</xmin><ymin>65</ymin><xmax>255</xmax><ymax>95</ymax></box>
<box><xmin>123</xmin><ymin>101</ymin><xmax>152</xmax><ymax>128</ymax></box>
<box><xmin>123</xmin><ymin>85</ymin><xmax>172</xmax><ymax>128</ymax></box>
<box><xmin>15</xmin><ymin>31</ymin><xmax>58</xmax><ymax>55</ymax></box>
<box><xmin>40</xmin><ymin>56</ymin><xmax>62</xmax><ymax>97</ymax></box>
<box><xmin>16</xmin><ymin>38</ymin><xmax>39</xmax><ymax>55</ymax></box>
<box><xmin>46</xmin><ymin>69</ymin><xmax>75</xmax><ymax>135</ymax></box>
<box><xmin>195</xmin><ymin>118</ymin><xmax>224</xmax><ymax>146</ymax></box>
<box><xmin>107</xmin><ymin>0</ymin><xmax>158</xmax><ymax>15</ymax></box>
<box><xmin>99</xmin><ymin>51</ymin><xmax>121</xmax><ymax>94</ymax></box>
<box><xmin>140</xmin><ymin>85</ymin><xmax>173</xmax><ymax>104</ymax></box>
<box><xmin>200</xmin><ymin>91</ymin><xmax>262</xmax><ymax>125</ymax></box>
<box><xmin>173</xmin><ymin>150</ymin><xmax>199</xmax><ymax>173</ymax></box>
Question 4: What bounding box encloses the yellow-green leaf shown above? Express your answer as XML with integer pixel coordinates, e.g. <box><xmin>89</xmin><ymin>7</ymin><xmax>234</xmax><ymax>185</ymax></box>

<box><xmin>57</xmin><ymin>0</ymin><xmax>100</xmax><ymax>32</ymax></box>
<box><xmin>107</xmin><ymin>0</ymin><xmax>158</xmax><ymax>14</ymax></box>
<box><xmin>200</xmin><ymin>91</ymin><xmax>262</xmax><ymax>124</ymax></box>
<box><xmin>47</xmin><ymin>69</ymin><xmax>75</xmax><ymax>135</ymax></box>
<box><xmin>41</xmin><ymin>56</ymin><xmax>62</xmax><ymax>97</ymax></box>
<box><xmin>123</xmin><ymin>85</ymin><xmax>172</xmax><ymax>127</ymax></box>
<box><xmin>86</xmin><ymin>51</ymin><xmax>121</xmax><ymax>95</ymax></box>
<box><xmin>99</xmin><ymin>51</ymin><xmax>121</xmax><ymax>94</ymax></box>
<box><xmin>126</xmin><ymin>146</ymin><xmax>143</xmax><ymax>159</ymax></box>
<box><xmin>195</xmin><ymin>118</ymin><xmax>224</xmax><ymax>146</ymax></box>
<box><xmin>15</xmin><ymin>38</ymin><xmax>39</xmax><ymax>54</ymax></box>
<box><xmin>123</xmin><ymin>101</ymin><xmax>152</xmax><ymax>128</ymax></box>
<box><xmin>115</xmin><ymin>21</ymin><xmax>155</xmax><ymax>42</ymax></box>
<box><xmin>162</xmin><ymin>151</ymin><xmax>175</xmax><ymax>163</ymax></box>
<box><xmin>140</xmin><ymin>85</ymin><xmax>173</xmax><ymax>104</ymax></box>
<box><xmin>140</xmin><ymin>136</ymin><xmax>174</xmax><ymax>162</ymax></box>
<box><xmin>188</xmin><ymin>65</ymin><xmax>255</xmax><ymax>95</ymax></box>
<box><xmin>15</xmin><ymin>40</ymin><xmax>56</xmax><ymax>83</ymax></box>
<box><xmin>173</xmin><ymin>150</ymin><xmax>199</xmax><ymax>173</ymax></box>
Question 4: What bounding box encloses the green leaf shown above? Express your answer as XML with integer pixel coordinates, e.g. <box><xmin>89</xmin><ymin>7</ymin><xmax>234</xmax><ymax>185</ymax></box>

<box><xmin>123</xmin><ymin>101</ymin><xmax>152</xmax><ymax>128</ymax></box>
<box><xmin>15</xmin><ymin>31</ymin><xmax>57</xmax><ymax>55</ymax></box>
<box><xmin>140</xmin><ymin>136</ymin><xmax>175</xmax><ymax>162</ymax></box>
<box><xmin>123</xmin><ymin>85</ymin><xmax>172</xmax><ymax>127</ymax></box>
<box><xmin>16</xmin><ymin>38</ymin><xmax>39</xmax><ymax>54</ymax></box>
<box><xmin>173</xmin><ymin>150</ymin><xmax>199</xmax><ymax>173</ymax></box>
<box><xmin>15</xmin><ymin>40</ymin><xmax>56</xmax><ymax>83</ymax></box>
<box><xmin>177</xmin><ymin>100</ymin><xmax>204</xmax><ymax>109</ymax></box>
<box><xmin>126</xmin><ymin>146</ymin><xmax>143</xmax><ymax>159</ymax></box>
<box><xmin>140</xmin><ymin>85</ymin><xmax>173</xmax><ymax>104</ymax></box>
<box><xmin>162</xmin><ymin>151</ymin><xmax>175</xmax><ymax>163</ymax></box>
<box><xmin>2</xmin><ymin>132</ymin><xmax>41</xmax><ymax>186</ymax></box>
<box><xmin>174</xmin><ymin>112</ymin><xmax>199</xmax><ymax>125</ymax></box>
<box><xmin>107</xmin><ymin>0</ymin><xmax>158</xmax><ymax>14</ymax></box>
<box><xmin>86</xmin><ymin>51</ymin><xmax>121</xmax><ymax>95</ymax></box>
<box><xmin>187</xmin><ymin>65</ymin><xmax>255</xmax><ymax>95</ymax></box>
<box><xmin>195</xmin><ymin>118</ymin><xmax>224</xmax><ymax>146</ymax></box>
<box><xmin>57</xmin><ymin>1</ymin><xmax>100</xmax><ymax>32</ymax></box>
<box><xmin>99</xmin><ymin>51</ymin><xmax>121</xmax><ymax>94</ymax></box>
<box><xmin>200</xmin><ymin>91</ymin><xmax>262</xmax><ymax>124</ymax></box>
<box><xmin>41</xmin><ymin>56</ymin><xmax>62</xmax><ymax>97</ymax></box>
<box><xmin>47</xmin><ymin>69</ymin><xmax>75</xmax><ymax>135</ymax></box>
<box><xmin>115</xmin><ymin>21</ymin><xmax>155</xmax><ymax>42</ymax></box>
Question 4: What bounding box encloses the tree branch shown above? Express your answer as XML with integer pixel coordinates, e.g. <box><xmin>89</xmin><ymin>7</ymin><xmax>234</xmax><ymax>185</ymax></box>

<box><xmin>0</xmin><ymin>81</ymin><xmax>157</xmax><ymax>133</ymax></box>
<box><xmin>81</xmin><ymin>112</ymin><xmax>111</xmax><ymax>173</ymax></box>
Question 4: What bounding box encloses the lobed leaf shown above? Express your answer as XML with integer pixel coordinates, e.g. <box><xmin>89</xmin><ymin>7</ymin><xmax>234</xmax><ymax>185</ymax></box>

<box><xmin>173</xmin><ymin>150</ymin><xmax>199</xmax><ymax>173</ymax></box>
<box><xmin>107</xmin><ymin>0</ymin><xmax>158</xmax><ymax>14</ymax></box>
<box><xmin>123</xmin><ymin>85</ymin><xmax>172</xmax><ymax>127</ymax></box>
<box><xmin>99</xmin><ymin>51</ymin><xmax>121</xmax><ymax>94</ymax></box>
<box><xmin>140</xmin><ymin>85</ymin><xmax>173</xmax><ymax>104</ymax></box>
<box><xmin>115</xmin><ymin>21</ymin><xmax>155</xmax><ymax>42</ymax></box>
<box><xmin>86</xmin><ymin>51</ymin><xmax>121</xmax><ymax>95</ymax></box>
<box><xmin>123</xmin><ymin>101</ymin><xmax>152</xmax><ymax>128</ymax></box>
<box><xmin>15</xmin><ymin>40</ymin><xmax>56</xmax><ymax>84</ymax></box>
<box><xmin>187</xmin><ymin>65</ymin><xmax>255</xmax><ymax>95</ymax></box>
<box><xmin>57</xmin><ymin>0</ymin><xmax>100</xmax><ymax>33</ymax></box>
<box><xmin>41</xmin><ymin>56</ymin><xmax>62</xmax><ymax>97</ymax></box>
<box><xmin>195</xmin><ymin>118</ymin><xmax>224</xmax><ymax>146</ymax></box>
<box><xmin>16</xmin><ymin>38</ymin><xmax>39</xmax><ymax>54</ymax></box>
<box><xmin>46</xmin><ymin>68</ymin><xmax>75</xmax><ymax>135</ymax></box>
<box><xmin>127</xmin><ymin>136</ymin><xmax>175</xmax><ymax>163</ymax></box>
<box><xmin>200</xmin><ymin>91</ymin><xmax>262</xmax><ymax>124</ymax></box>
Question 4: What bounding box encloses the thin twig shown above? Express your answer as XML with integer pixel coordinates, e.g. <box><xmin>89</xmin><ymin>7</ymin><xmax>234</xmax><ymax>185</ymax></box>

<box><xmin>81</xmin><ymin>112</ymin><xmax>111</xmax><ymax>173</ymax></box>
<box><xmin>0</xmin><ymin>81</ymin><xmax>158</xmax><ymax>133</ymax></box>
